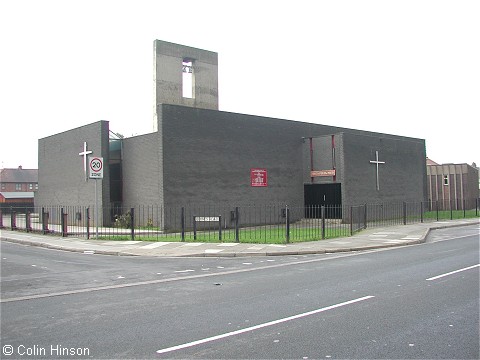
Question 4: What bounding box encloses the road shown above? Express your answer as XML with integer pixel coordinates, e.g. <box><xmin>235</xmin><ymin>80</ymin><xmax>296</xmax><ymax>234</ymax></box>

<box><xmin>1</xmin><ymin>225</ymin><xmax>479</xmax><ymax>359</ymax></box>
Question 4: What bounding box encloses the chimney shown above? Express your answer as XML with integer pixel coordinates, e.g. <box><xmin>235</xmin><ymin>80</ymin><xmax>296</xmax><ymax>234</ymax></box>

<box><xmin>18</xmin><ymin>165</ymin><xmax>22</xmax><ymax>170</ymax></box>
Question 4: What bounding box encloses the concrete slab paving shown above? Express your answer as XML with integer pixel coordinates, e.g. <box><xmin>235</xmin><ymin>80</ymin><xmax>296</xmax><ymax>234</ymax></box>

<box><xmin>1</xmin><ymin>219</ymin><xmax>478</xmax><ymax>257</ymax></box>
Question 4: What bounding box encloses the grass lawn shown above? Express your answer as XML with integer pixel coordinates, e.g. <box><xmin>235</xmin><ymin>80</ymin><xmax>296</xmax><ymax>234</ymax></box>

<box><xmin>96</xmin><ymin>209</ymin><xmax>478</xmax><ymax>243</ymax></box>
<box><xmin>97</xmin><ymin>226</ymin><xmax>351</xmax><ymax>244</ymax></box>
<box><xmin>423</xmin><ymin>209</ymin><xmax>479</xmax><ymax>220</ymax></box>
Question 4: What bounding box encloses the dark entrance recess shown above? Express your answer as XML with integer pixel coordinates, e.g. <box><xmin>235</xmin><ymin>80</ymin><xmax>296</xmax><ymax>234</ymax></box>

<box><xmin>109</xmin><ymin>163</ymin><xmax>123</xmax><ymax>204</ymax></box>
<box><xmin>304</xmin><ymin>183</ymin><xmax>342</xmax><ymax>219</ymax></box>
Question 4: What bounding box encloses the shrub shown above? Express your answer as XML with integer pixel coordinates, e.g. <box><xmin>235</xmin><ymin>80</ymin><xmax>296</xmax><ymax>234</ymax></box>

<box><xmin>114</xmin><ymin>212</ymin><xmax>131</xmax><ymax>228</ymax></box>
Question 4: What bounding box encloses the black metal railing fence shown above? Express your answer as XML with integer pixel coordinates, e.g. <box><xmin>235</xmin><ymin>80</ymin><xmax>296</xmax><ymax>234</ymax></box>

<box><xmin>1</xmin><ymin>199</ymin><xmax>478</xmax><ymax>243</ymax></box>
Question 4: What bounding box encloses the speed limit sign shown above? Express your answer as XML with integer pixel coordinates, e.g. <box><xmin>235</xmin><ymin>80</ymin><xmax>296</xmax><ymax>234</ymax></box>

<box><xmin>89</xmin><ymin>157</ymin><xmax>104</xmax><ymax>179</ymax></box>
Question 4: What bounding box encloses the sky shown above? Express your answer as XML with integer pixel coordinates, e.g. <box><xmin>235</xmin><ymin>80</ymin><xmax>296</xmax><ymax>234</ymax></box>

<box><xmin>1</xmin><ymin>0</ymin><xmax>478</xmax><ymax>170</ymax></box>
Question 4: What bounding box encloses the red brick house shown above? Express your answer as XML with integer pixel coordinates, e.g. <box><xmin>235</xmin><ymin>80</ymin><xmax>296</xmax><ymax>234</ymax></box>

<box><xmin>0</xmin><ymin>166</ymin><xmax>38</xmax><ymax>210</ymax></box>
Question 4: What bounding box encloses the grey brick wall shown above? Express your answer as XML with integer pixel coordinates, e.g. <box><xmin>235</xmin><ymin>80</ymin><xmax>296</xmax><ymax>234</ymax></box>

<box><xmin>36</xmin><ymin>121</ymin><xmax>110</xmax><ymax>222</ymax></box>
<box><xmin>121</xmin><ymin>132</ymin><xmax>163</xmax><ymax>208</ymax></box>
<box><xmin>161</xmin><ymin>105</ymin><xmax>305</xmax><ymax>209</ymax></box>
<box><xmin>159</xmin><ymin>104</ymin><xmax>427</xmax><ymax>210</ymax></box>
<box><xmin>342</xmin><ymin>132</ymin><xmax>427</xmax><ymax>205</ymax></box>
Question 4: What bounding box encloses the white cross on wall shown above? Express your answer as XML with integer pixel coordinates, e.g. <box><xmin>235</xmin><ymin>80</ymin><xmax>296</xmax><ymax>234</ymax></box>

<box><xmin>369</xmin><ymin>150</ymin><xmax>385</xmax><ymax>191</ymax></box>
<box><xmin>79</xmin><ymin>142</ymin><xmax>93</xmax><ymax>181</ymax></box>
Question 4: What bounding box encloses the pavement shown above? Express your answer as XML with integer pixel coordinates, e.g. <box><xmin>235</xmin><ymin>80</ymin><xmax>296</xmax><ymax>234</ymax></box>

<box><xmin>0</xmin><ymin>219</ymin><xmax>478</xmax><ymax>257</ymax></box>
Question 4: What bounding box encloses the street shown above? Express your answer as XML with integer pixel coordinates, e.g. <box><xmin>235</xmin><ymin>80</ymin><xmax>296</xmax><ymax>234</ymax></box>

<box><xmin>1</xmin><ymin>225</ymin><xmax>479</xmax><ymax>359</ymax></box>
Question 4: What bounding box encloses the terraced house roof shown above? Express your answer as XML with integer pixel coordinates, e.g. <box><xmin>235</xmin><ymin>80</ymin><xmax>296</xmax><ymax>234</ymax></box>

<box><xmin>0</xmin><ymin>167</ymin><xmax>38</xmax><ymax>183</ymax></box>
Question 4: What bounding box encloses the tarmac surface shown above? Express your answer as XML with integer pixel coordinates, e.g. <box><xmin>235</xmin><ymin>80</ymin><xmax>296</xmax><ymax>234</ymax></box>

<box><xmin>1</xmin><ymin>219</ymin><xmax>478</xmax><ymax>257</ymax></box>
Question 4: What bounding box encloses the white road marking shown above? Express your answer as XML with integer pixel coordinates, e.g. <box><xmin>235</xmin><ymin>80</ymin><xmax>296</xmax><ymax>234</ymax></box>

<box><xmin>426</xmin><ymin>264</ymin><xmax>480</xmax><ymax>281</ymax></box>
<box><xmin>175</xmin><ymin>269</ymin><xmax>195</xmax><ymax>273</ymax></box>
<box><xmin>141</xmin><ymin>242</ymin><xmax>171</xmax><ymax>249</ymax></box>
<box><xmin>205</xmin><ymin>249</ymin><xmax>223</xmax><ymax>254</ymax></box>
<box><xmin>103</xmin><ymin>241</ymin><xmax>142</xmax><ymax>245</ymax></box>
<box><xmin>156</xmin><ymin>296</ymin><xmax>374</xmax><ymax>355</ymax></box>
<box><xmin>429</xmin><ymin>234</ymin><xmax>477</xmax><ymax>243</ymax></box>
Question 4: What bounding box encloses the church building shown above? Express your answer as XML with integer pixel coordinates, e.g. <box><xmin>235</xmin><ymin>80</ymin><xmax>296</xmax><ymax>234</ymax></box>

<box><xmin>35</xmin><ymin>40</ymin><xmax>428</xmax><ymax>229</ymax></box>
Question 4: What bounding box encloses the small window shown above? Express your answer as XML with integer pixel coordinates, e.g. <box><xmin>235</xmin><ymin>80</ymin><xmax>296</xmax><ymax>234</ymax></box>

<box><xmin>1</xmin><ymin>183</ymin><xmax>5</xmax><ymax>190</ymax></box>
<box><xmin>29</xmin><ymin>183</ymin><xmax>33</xmax><ymax>190</ymax></box>
<box><xmin>16</xmin><ymin>183</ymin><xmax>22</xmax><ymax>190</ymax></box>
<box><xmin>35</xmin><ymin>183</ymin><xmax>38</xmax><ymax>190</ymax></box>
<box><xmin>443</xmin><ymin>175</ymin><xmax>449</xmax><ymax>186</ymax></box>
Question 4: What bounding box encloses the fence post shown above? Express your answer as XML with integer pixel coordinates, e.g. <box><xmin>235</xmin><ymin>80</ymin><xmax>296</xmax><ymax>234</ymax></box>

<box><xmin>218</xmin><ymin>215</ymin><xmax>222</xmax><ymax>241</ymax></box>
<box><xmin>193</xmin><ymin>216</ymin><xmax>197</xmax><ymax>241</ymax></box>
<box><xmin>350</xmin><ymin>206</ymin><xmax>353</xmax><ymax>236</ymax></box>
<box><xmin>130</xmin><ymin>207</ymin><xmax>135</xmax><ymax>240</ymax></box>
<box><xmin>61</xmin><ymin>208</ymin><xmax>67</xmax><ymax>237</ymax></box>
<box><xmin>86</xmin><ymin>207</ymin><xmax>90</xmax><ymax>240</ymax></box>
<box><xmin>63</xmin><ymin>209</ymin><xmax>68</xmax><ymax>237</ymax></box>
<box><xmin>0</xmin><ymin>209</ymin><xmax>3</xmax><ymax>229</ymax></box>
<box><xmin>403</xmin><ymin>202</ymin><xmax>407</xmax><ymax>225</ymax></box>
<box><xmin>181</xmin><ymin>207</ymin><xmax>185</xmax><ymax>242</ymax></box>
<box><xmin>420</xmin><ymin>202</ymin><xmax>424</xmax><ymax>223</ymax></box>
<box><xmin>436</xmin><ymin>201</ymin><xmax>439</xmax><ymax>221</ymax></box>
<box><xmin>42</xmin><ymin>207</ymin><xmax>48</xmax><ymax>234</ymax></box>
<box><xmin>321</xmin><ymin>205</ymin><xmax>325</xmax><ymax>239</ymax></box>
<box><xmin>358</xmin><ymin>206</ymin><xmax>362</xmax><ymax>232</ymax></box>
<box><xmin>26</xmin><ymin>211</ymin><xmax>31</xmax><ymax>232</ymax></box>
<box><xmin>61</xmin><ymin>208</ymin><xmax>64</xmax><ymax>235</ymax></box>
<box><xmin>463</xmin><ymin>199</ymin><xmax>466</xmax><ymax>218</ymax></box>
<box><xmin>235</xmin><ymin>207</ymin><xmax>239</xmax><ymax>243</ymax></box>
<box><xmin>10</xmin><ymin>208</ymin><xmax>17</xmax><ymax>230</ymax></box>
<box><xmin>450</xmin><ymin>200</ymin><xmax>453</xmax><ymax>220</ymax></box>
<box><xmin>364</xmin><ymin>204</ymin><xmax>367</xmax><ymax>229</ymax></box>
<box><xmin>285</xmin><ymin>205</ymin><xmax>290</xmax><ymax>244</ymax></box>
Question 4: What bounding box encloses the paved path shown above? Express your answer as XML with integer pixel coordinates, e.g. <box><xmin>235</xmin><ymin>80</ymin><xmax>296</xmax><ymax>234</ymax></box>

<box><xmin>1</xmin><ymin>219</ymin><xmax>478</xmax><ymax>257</ymax></box>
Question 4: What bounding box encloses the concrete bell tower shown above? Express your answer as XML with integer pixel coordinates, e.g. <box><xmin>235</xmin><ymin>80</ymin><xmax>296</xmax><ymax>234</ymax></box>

<box><xmin>153</xmin><ymin>40</ymin><xmax>219</xmax><ymax>131</ymax></box>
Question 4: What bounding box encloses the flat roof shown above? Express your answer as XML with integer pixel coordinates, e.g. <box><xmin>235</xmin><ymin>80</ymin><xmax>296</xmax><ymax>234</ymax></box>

<box><xmin>0</xmin><ymin>192</ymin><xmax>35</xmax><ymax>199</ymax></box>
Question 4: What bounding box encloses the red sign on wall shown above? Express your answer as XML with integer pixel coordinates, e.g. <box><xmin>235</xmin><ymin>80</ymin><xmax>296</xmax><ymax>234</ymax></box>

<box><xmin>251</xmin><ymin>168</ymin><xmax>268</xmax><ymax>187</ymax></box>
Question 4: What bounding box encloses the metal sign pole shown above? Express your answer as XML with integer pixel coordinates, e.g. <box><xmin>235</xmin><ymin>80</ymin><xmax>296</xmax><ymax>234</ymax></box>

<box><xmin>87</xmin><ymin>155</ymin><xmax>103</xmax><ymax>240</ymax></box>
<box><xmin>95</xmin><ymin>179</ymin><xmax>99</xmax><ymax>239</ymax></box>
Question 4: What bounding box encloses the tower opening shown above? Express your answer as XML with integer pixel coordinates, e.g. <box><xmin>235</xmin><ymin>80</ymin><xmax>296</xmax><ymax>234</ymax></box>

<box><xmin>182</xmin><ymin>58</ymin><xmax>194</xmax><ymax>98</ymax></box>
